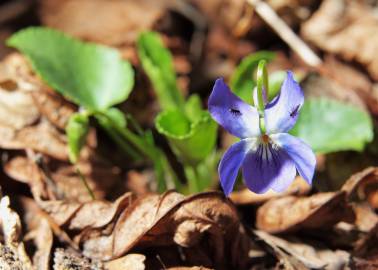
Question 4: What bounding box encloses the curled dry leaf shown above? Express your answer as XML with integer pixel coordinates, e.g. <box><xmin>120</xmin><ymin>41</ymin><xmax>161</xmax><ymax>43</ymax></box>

<box><xmin>254</xmin><ymin>230</ymin><xmax>350</xmax><ymax>270</ymax></box>
<box><xmin>229</xmin><ymin>176</ymin><xmax>311</xmax><ymax>205</ymax></box>
<box><xmin>0</xmin><ymin>196</ymin><xmax>33</xmax><ymax>269</ymax></box>
<box><xmin>40</xmin><ymin>191</ymin><xmax>248</xmax><ymax>269</ymax></box>
<box><xmin>0</xmin><ymin>53</ymin><xmax>71</xmax><ymax>160</ymax></box>
<box><xmin>341</xmin><ymin>167</ymin><xmax>378</xmax><ymax>206</ymax></box>
<box><xmin>256</xmin><ymin>192</ymin><xmax>355</xmax><ymax>233</ymax></box>
<box><xmin>301</xmin><ymin>0</ymin><xmax>378</xmax><ymax>80</ymax></box>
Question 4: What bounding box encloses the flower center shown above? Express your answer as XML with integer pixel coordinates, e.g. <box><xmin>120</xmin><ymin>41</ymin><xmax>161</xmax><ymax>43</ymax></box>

<box><xmin>261</xmin><ymin>134</ymin><xmax>270</xmax><ymax>144</ymax></box>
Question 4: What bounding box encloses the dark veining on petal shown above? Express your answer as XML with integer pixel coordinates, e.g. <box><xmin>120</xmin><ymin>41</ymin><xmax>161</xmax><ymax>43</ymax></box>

<box><xmin>229</xmin><ymin>108</ymin><xmax>242</xmax><ymax>116</ymax></box>
<box><xmin>290</xmin><ymin>104</ymin><xmax>300</xmax><ymax>118</ymax></box>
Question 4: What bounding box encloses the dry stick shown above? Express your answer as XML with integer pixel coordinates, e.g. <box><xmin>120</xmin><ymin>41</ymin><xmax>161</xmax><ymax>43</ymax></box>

<box><xmin>247</xmin><ymin>0</ymin><xmax>322</xmax><ymax>68</ymax></box>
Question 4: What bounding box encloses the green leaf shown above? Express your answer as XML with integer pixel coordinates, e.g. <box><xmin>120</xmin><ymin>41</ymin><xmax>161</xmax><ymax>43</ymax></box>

<box><xmin>66</xmin><ymin>113</ymin><xmax>89</xmax><ymax>163</ymax></box>
<box><xmin>137</xmin><ymin>31</ymin><xmax>185</xmax><ymax>110</ymax></box>
<box><xmin>7</xmin><ymin>27</ymin><xmax>134</xmax><ymax>110</ymax></box>
<box><xmin>230</xmin><ymin>51</ymin><xmax>275</xmax><ymax>104</ymax></box>
<box><xmin>156</xmin><ymin>110</ymin><xmax>217</xmax><ymax>165</ymax></box>
<box><xmin>291</xmin><ymin>98</ymin><xmax>374</xmax><ymax>153</ymax></box>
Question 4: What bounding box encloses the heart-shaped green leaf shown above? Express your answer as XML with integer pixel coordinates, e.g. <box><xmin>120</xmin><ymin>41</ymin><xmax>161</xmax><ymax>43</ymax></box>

<box><xmin>137</xmin><ymin>31</ymin><xmax>185</xmax><ymax>110</ymax></box>
<box><xmin>155</xmin><ymin>109</ymin><xmax>217</xmax><ymax>165</ymax></box>
<box><xmin>7</xmin><ymin>27</ymin><xmax>134</xmax><ymax>110</ymax></box>
<box><xmin>66</xmin><ymin>113</ymin><xmax>89</xmax><ymax>163</ymax></box>
<box><xmin>291</xmin><ymin>98</ymin><xmax>374</xmax><ymax>153</ymax></box>
<box><xmin>230</xmin><ymin>51</ymin><xmax>275</xmax><ymax>104</ymax></box>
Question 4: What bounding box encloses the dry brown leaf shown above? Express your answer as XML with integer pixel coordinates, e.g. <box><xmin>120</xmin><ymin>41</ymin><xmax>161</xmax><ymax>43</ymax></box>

<box><xmin>105</xmin><ymin>254</ymin><xmax>146</xmax><ymax>270</ymax></box>
<box><xmin>229</xmin><ymin>176</ymin><xmax>311</xmax><ymax>205</ymax></box>
<box><xmin>254</xmin><ymin>230</ymin><xmax>350</xmax><ymax>270</ymax></box>
<box><xmin>354</xmin><ymin>223</ymin><xmax>378</xmax><ymax>266</ymax></box>
<box><xmin>301</xmin><ymin>0</ymin><xmax>378</xmax><ymax>80</ymax></box>
<box><xmin>31</xmin><ymin>89</ymin><xmax>75</xmax><ymax>130</ymax></box>
<box><xmin>341</xmin><ymin>167</ymin><xmax>378</xmax><ymax>205</ymax></box>
<box><xmin>256</xmin><ymin>192</ymin><xmax>355</xmax><ymax>233</ymax></box>
<box><xmin>0</xmin><ymin>196</ymin><xmax>33</xmax><ymax>269</ymax></box>
<box><xmin>190</xmin><ymin>0</ymin><xmax>251</xmax><ymax>35</ymax></box>
<box><xmin>352</xmin><ymin>203</ymin><xmax>378</xmax><ymax>232</ymax></box>
<box><xmin>39</xmin><ymin>191</ymin><xmax>248</xmax><ymax>269</ymax></box>
<box><xmin>0</xmin><ymin>83</ymin><xmax>39</xmax><ymax>130</ymax></box>
<box><xmin>4</xmin><ymin>119</ymin><xmax>68</xmax><ymax>160</ymax></box>
<box><xmin>81</xmin><ymin>191</ymin><xmax>186</xmax><ymax>259</ymax></box>
<box><xmin>39</xmin><ymin>0</ymin><xmax>165</xmax><ymax>49</ymax></box>
<box><xmin>0</xmin><ymin>53</ymin><xmax>71</xmax><ymax>160</ymax></box>
<box><xmin>44</xmin><ymin>192</ymin><xmax>132</xmax><ymax>229</ymax></box>
<box><xmin>368</xmin><ymin>190</ymin><xmax>378</xmax><ymax>209</ymax></box>
<box><xmin>4</xmin><ymin>154</ymin><xmax>122</xmax><ymax>202</ymax></box>
<box><xmin>125</xmin><ymin>170</ymin><xmax>150</xmax><ymax>196</ymax></box>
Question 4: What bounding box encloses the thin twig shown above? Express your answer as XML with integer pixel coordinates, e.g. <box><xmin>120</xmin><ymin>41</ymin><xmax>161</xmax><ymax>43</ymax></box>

<box><xmin>75</xmin><ymin>167</ymin><xmax>95</xmax><ymax>200</ymax></box>
<box><xmin>155</xmin><ymin>254</ymin><xmax>167</xmax><ymax>270</ymax></box>
<box><xmin>247</xmin><ymin>0</ymin><xmax>322</xmax><ymax>67</ymax></box>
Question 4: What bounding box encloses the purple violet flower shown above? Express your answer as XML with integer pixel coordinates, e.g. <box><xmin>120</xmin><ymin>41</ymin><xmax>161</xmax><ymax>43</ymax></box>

<box><xmin>208</xmin><ymin>71</ymin><xmax>316</xmax><ymax>195</ymax></box>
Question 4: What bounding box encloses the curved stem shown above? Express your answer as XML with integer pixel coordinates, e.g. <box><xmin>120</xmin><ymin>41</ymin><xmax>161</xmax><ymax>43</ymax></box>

<box><xmin>256</xmin><ymin>60</ymin><xmax>269</xmax><ymax>112</ymax></box>
<box><xmin>256</xmin><ymin>60</ymin><xmax>269</xmax><ymax>134</ymax></box>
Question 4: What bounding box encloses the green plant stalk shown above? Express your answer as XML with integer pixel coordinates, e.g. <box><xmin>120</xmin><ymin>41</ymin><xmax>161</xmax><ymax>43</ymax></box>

<box><xmin>256</xmin><ymin>60</ymin><xmax>269</xmax><ymax>111</ymax></box>
<box><xmin>99</xmin><ymin>120</ymin><xmax>143</xmax><ymax>161</ymax></box>
<box><xmin>185</xmin><ymin>163</ymin><xmax>210</xmax><ymax>194</ymax></box>
<box><xmin>96</xmin><ymin>111</ymin><xmax>183</xmax><ymax>193</ymax></box>
<box><xmin>256</xmin><ymin>60</ymin><xmax>269</xmax><ymax>134</ymax></box>
<box><xmin>184</xmin><ymin>166</ymin><xmax>199</xmax><ymax>193</ymax></box>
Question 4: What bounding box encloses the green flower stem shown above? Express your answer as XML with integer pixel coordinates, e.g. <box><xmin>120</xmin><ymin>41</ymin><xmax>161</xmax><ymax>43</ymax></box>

<box><xmin>95</xmin><ymin>111</ymin><xmax>183</xmax><ymax>193</ymax></box>
<box><xmin>185</xmin><ymin>165</ymin><xmax>200</xmax><ymax>193</ymax></box>
<box><xmin>99</xmin><ymin>120</ymin><xmax>143</xmax><ymax>161</ymax></box>
<box><xmin>256</xmin><ymin>60</ymin><xmax>269</xmax><ymax>134</ymax></box>
<box><xmin>256</xmin><ymin>60</ymin><xmax>269</xmax><ymax>112</ymax></box>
